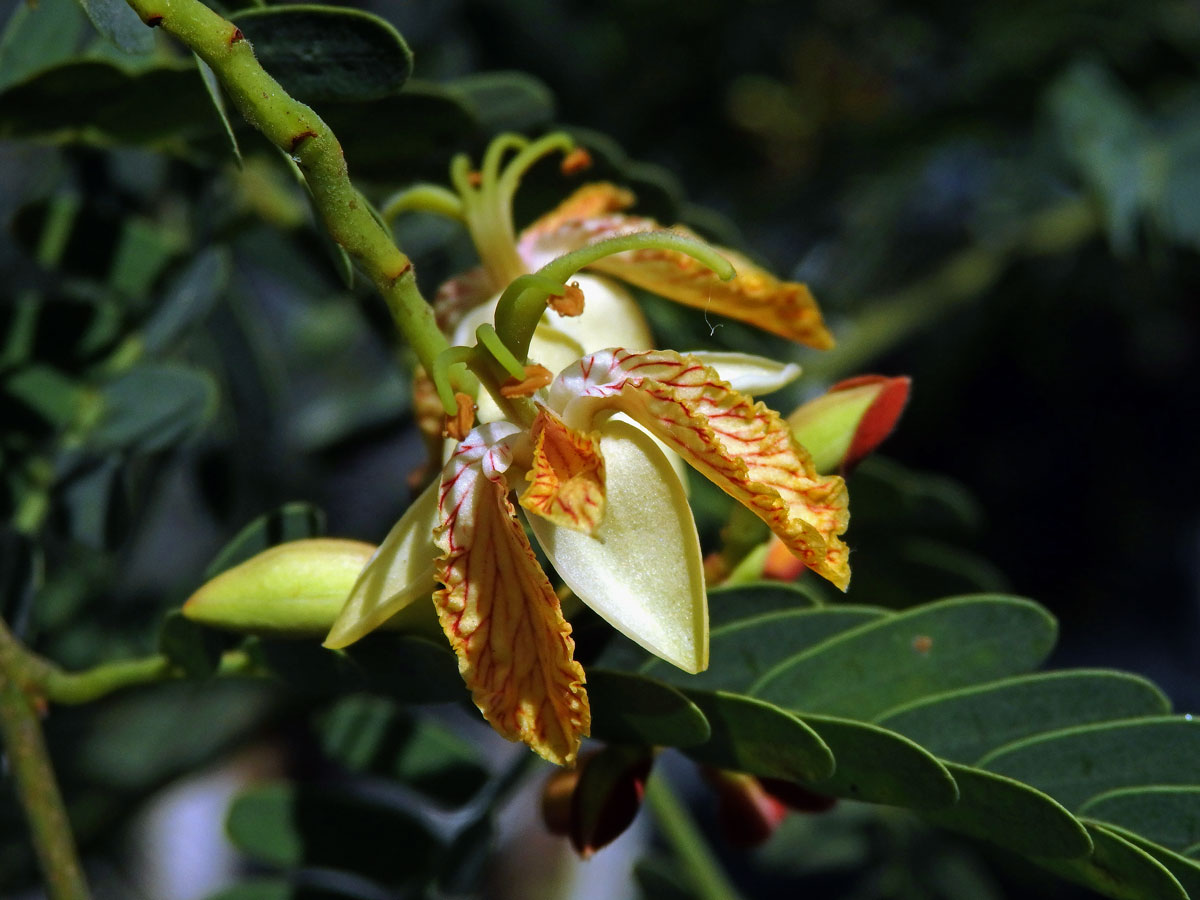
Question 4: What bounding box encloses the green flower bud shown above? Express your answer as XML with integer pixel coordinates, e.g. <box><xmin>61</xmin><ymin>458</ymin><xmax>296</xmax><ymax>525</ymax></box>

<box><xmin>183</xmin><ymin>539</ymin><xmax>436</xmax><ymax>637</ymax></box>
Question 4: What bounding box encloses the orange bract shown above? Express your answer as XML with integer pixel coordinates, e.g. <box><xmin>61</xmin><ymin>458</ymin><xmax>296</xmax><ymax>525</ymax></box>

<box><xmin>520</xmin><ymin>407</ymin><xmax>606</xmax><ymax>534</ymax></box>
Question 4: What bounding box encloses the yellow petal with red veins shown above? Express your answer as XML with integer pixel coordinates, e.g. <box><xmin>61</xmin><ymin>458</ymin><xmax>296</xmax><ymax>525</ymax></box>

<box><xmin>520</xmin><ymin>407</ymin><xmax>606</xmax><ymax>534</ymax></box>
<box><xmin>324</xmin><ymin>480</ymin><xmax>440</xmax><ymax>650</ymax></box>
<box><xmin>520</xmin><ymin>182</ymin><xmax>636</xmax><ymax>243</ymax></box>
<box><xmin>551</xmin><ymin>349</ymin><xmax>850</xmax><ymax>590</ymax></box>
<box><xmin>519</xmin><ymin>209</ymin><xmax>833</xmax><ymax>349</ymax></box>
<box><xmin>528</xmin><ymin>419</ymin><xmax>708</xmax><ymax>673</ymax></box>
<box><xmin>435</xmin><ymin>423</ymin><xmax>590</xmax><ymax>766</ymax></box>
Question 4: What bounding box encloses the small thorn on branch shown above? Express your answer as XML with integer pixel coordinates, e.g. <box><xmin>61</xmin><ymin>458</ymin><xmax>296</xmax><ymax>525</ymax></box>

<box><xmin>230</xmin><ymin>26</ymin><xmax>245</xmax><ymax>44</ymax></box>
<box><xmin>145</xmin><ymin>14</ymin><xmax>164</xmax><ymax>27</ymax></box>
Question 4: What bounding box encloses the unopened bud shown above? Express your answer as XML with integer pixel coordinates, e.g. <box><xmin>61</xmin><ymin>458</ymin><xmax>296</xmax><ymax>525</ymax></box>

<box><xmin>184</xmin><ymin>539</ymin><xmax>375</xmax><ymax>636</ymax></box>
<box><xmin>703</xmin><ymin>768</ymin><xmax>788</xmax><ymax>847</ymax></box>
<box><xmin>788</xmin><ymin>375</ymin><xmax>910</xmax><ymax>474</ymax></box>
<box><xmin>538</xmin><ymin>746</ymin><xmax>653</xmax><ymax>857</ymax></box>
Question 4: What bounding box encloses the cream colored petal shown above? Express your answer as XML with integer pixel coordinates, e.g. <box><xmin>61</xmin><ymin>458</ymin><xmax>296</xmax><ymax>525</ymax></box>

<box><xmin>551</xmin><ymin>349</ymin><xmax>850</xmax><ymax>590</ymax></box>
<box><xmin>528</xmin><ymin>419</ymin><xmax>708</xmax><ymax>674</ymax></box>
<box><xmin>323</xmin><ymin>480</ymin><xmax>439</xmax><ymax>649</ymax></box>
<box><xmin>684</xmin><ymin>350</ymin><xmax>802</xmax><ymax>397</ymax></box>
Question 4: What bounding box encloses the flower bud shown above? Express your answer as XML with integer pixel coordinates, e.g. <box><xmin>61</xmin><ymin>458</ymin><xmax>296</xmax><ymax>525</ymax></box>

<box><xmin>183</xmin><ymin>539</ymin><xmax>435</xmax><ymax>636</ymax></box>
<box><xmin>703</xmin><ymin>769</ymin><xmax>837</xmax><ymax>847</ymax></box>
<box><xmin>788</xmin><ymin>375</ymin><xmax>911</xmax><ymax>474</ymax></box>
<box><xmin>539</xmin><ymin>746</ymin><xmax>654</xmax><ymax>857</ymax></box>
<box><xmin>703</xmin><ymin>768</ymin><xmax>789</xmax><ymax>847</ymax></box>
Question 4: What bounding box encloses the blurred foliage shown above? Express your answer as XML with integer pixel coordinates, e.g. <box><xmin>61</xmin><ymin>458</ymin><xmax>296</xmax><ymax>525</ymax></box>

<box><xmin>2</xmin><ymin>0</ymin><xmax>1200</xmax><ymax>898</ymax></box>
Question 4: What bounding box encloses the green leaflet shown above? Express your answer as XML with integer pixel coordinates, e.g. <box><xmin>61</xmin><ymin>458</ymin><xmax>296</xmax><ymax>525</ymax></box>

<box><xmin>874</xmin><ymin>669</ymin><xmax>1170</xmax><ymax>764</ymax></box>
<box><xmin>1082</xmin><ymin>787</ymin><xmax>1200</xmax><ymax>853</ymax></box>
<box><xmin>641</xmin><ymin>605</ymin><xmax>888</xmax><ymax>693</ymax></box>
<box><xmin>1035</xmin><ymin>822</ymin><xmax>1187</xmax><ymax>900</ymax></box>
<box><xmin>91</xmin><ymin>363</ymin><xmax>217</xmax><ymax>452</ymax></box>
<box><xmin>447</xmin><ymin>71</ymin><xmax>555</xmax><ymax>135</ymax></box>
<box><xmin>587</xmin><ymin>670</ymin><xmax>711</xmax><ymax>748</ymax></box>
<box><xmin>143</xmin><ymin>247</ymin><xmax>231</xmax><ymax>352</ymax></box>
<box><xmin>1094</xmin><ymin>822</ymin><xmax>1200</xmax><ymax>899</ymax></box>
<box><xmin>680</xmin><ymin>690</ymin><xmax>835</xmax><ymax>784</ymax></box>
<box><xmin>706</xmin><ymin>580</ymin><xmax>822</xmax><ymax>628</ymax></box>
<box><xmin>920</xmin><ymin>762</ymin><xmax>1092</xmax><ymax>859</ymax></box>
<box><xmin>0</xmin><ymin>0</ymin><xmax>87</xmax><ymax>91</ymax></box>
<box><xmin>751</xmin><ymin>594</ymin><xmax>1057</xmax><ymax>718</ymax></box>
<box><xmin>75</xmin><ymin>0</ymin><xmax>154</xmax><ymax>55</ymax></box>
<box><xmin>979</xmin><ymin>717</ymin><xmax>1200</xmax><ymax>812</ymax></box>
<box><xmin>794</xmin><ymin>713</ymin><xmax>959</xmax><ymax>810</ymax></box>
<box><xmin>233</xmin><ymin>5</ymin><xmax>413</xmax><ymax>104</ymax></box>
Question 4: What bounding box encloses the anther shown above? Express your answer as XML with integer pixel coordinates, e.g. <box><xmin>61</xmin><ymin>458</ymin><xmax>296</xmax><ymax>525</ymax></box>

<box><xmin>500</xmin><ymin>365</ymin><xmax>554</xmax><ymax>398</ymax></box>
<box><xmin>548</xmin><ymin>281</ymin><xmax>585</xmax><ymax>317</ymax></box>
<box><xmin>443</xmin><ymin>393</ymin><xmax>476</xmax><ymax>440</ymax></box>
<box><xmin>560</xmin><ymin>147</ymin><xmax>592</xmax><ymax>175</ymax></box>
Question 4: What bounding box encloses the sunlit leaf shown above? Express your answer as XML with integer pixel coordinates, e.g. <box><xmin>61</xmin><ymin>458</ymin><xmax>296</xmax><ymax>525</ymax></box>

<box><xmin>875</xmin><ymin>670</ymin><xmax>1170</xmax><ymax>764</ymax></box>
<box><xmin>752</xmin><ymin>595</ymin><xmax>1057</xmax><ymax>718</ymax></box>
<box><xmin>642</xmin><ymin>605</ymin><xmax>888</xmax><ymax>694</ymax></box>
<box><xmin>979</xmin><ymin>717</ymin><xmax>1200</xmax><ymax>811</ymax></box>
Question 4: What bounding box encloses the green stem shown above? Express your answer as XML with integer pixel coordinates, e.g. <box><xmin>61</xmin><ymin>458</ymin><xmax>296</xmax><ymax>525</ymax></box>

<box><xmin>120</xmin><ymin>0</ymin><xmax>449</xmax><ymax>375</ymax></box>
<box><xmin>0</xmin><ymin>620</ymin><xmax>90</xmax><ymax>900</ymax></box>
<box><xmin>645</xmin><ymin>772</ymin><xmax>744</xmax><ymax>900</ymax></box>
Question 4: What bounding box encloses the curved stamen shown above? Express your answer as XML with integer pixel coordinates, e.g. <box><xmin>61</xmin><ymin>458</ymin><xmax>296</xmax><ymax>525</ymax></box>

<box><xmin>431</xmin><ymin>346</ymin><xmax>478</xmax><ymax>415</ymax></box>
<box><xmin>496</xmin><ymin>231</ymin><xmax>736</xmax><ymax>360</ymax></box>
<box><xmin>493</xmin><ymin>273</ymin><xmax>577</xmax><ymax>358</ymax></box>
<box><xmin>475</xmin><ymin>323</ymin><xmax>528</xmax><ymax>381</ymax></box>
<box><xmin>495</xmin><ymin>132</ymin><xmax>577</xmax><ymax>220</ymax></box>
<box><xmin>449</xmin><ymin>153</ymin><xmax>477</xmax><ymax>200</ymax></box>
<box><xmin>381</xmin><ymin>184</ymin><xmax>465</xmax><ymax>224</ymax></box>
<box><xmin>481</xmin><ymin>133</ymin><xmax>529</xmax><ymax>194</ymax></box>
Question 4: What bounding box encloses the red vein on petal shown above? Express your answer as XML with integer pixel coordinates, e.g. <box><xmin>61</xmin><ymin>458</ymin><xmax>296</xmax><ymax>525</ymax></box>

<box><xmin>434</xmin><ymin>430</ymin><xmax>590</xmax><ymax>765</ymax></box>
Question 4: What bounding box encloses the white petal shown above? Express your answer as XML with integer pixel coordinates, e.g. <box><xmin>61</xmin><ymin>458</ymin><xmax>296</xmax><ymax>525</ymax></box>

<box><xmin>323</xmin><ymin>479</ymin><xmax>440</xmax><ymax>648</ymax></box>
<box><xmin>527</xmin><ymin>419</ymin><xmax>708</xmax><ymax>673</ymax></box>
<box><xmin>684</xmin><ymin>350</ymin><xmax>801</xmax><ymax>396</ymax></box>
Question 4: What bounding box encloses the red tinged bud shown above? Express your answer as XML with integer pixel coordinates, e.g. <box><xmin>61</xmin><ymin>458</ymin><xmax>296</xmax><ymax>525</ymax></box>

<box><xmin>703</xmin><ymin>768</ymin><xmax>838</xmax><ymax>847</ymax></box>
<box><xmin>788</xmin><ymin>375</ymin><xmax>911</xmax><ymax>474</ymax></box>
<box><xmin>540</xmin><ymin>746</ymin><xmax>654</xmax><ymax>857</ymax></box>
<box><xmin>703</xmin><ymin>768</ymin><xmax>789</xmax><ymax>847</ymax></box>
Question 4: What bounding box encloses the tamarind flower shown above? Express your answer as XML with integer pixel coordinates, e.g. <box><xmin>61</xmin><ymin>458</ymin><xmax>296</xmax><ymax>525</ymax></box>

<box><xmin>326</xmin><ymin>348</ymin><xmax>849</xmax><ymax>766</ymax></box>
<box><xmin>387</xmin><ymin>133</ymin><xmax>834</xmax><ymax>435</ymax></box>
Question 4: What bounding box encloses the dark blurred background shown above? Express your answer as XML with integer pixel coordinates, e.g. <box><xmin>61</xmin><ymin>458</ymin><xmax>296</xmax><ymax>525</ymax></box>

<box><xmin>2</xmin><ymin>0</ymin><xmax>1199</xmax><ymax>897</ymax></box>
